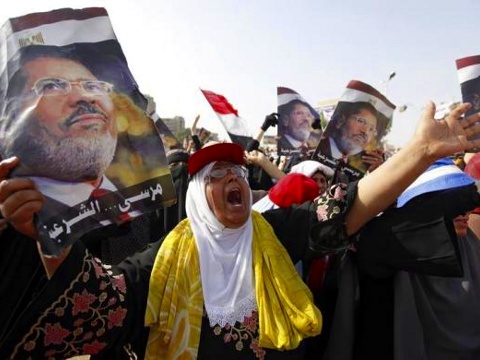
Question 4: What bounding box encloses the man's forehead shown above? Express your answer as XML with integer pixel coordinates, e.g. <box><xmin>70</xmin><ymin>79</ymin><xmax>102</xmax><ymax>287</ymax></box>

<box><xmin>293</xmin><ymin>103</ymin><xmax>309</xmax><ymax>110</ymax></box>
<box><xmin>23</xmin><ymin>57</ymin><xmax>96</xmax><ymax>80</ymax></box>
<box><xmin>356</xmin><ymin>108</ymin><xmax>376</xmax><ymax>118</ymax></box>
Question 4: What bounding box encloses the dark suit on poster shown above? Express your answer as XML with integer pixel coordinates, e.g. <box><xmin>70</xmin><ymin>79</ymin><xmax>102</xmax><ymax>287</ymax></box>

<box><xmin>277</xmin><ymin>135</ymin><xmax>296</xmax><ymax>151</ymax></box>
<box><xmin>316</xmin><ymin>137</ymin><xmax>334</xmax><ymax>159</ymax></box>
<box><xmin>314</xmin><ymin>137</ymin><xmax>366</xmax><ymax>181</ymax></box>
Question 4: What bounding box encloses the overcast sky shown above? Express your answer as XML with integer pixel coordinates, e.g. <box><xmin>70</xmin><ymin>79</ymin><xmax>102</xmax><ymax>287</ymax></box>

<box><xmin>2</xmin><ymin>0</ymin><xmax>479</xmax><ymax>147</ymax></box>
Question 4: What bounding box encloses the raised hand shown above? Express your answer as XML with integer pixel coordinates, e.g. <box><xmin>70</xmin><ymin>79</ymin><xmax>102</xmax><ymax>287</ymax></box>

<box><xmin>413</xmin><ymin>102</ymin><xmax>480</xmax><ymax>160</ymax></box>
<box><xmin>261</xmin><ymin>113</ymin><xmax>279</xmax><ymax>131</ymax></box>
<box><xmin>245</xmin><ymin>149</ymin><xmax>267</xmax><ymax>165</ymax></box>
<box><xmin>191</xmin><ymin>114</ymin><xmax>200</xmax><ymax>134</ymax></box>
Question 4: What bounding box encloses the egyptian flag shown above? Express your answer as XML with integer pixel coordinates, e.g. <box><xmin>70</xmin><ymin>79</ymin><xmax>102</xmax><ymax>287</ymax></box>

<box><xmin>200</xmin><ymin>89</ymin><xmax>252</xmax><ymax>148</ymax></box>
<box><xmin>457</xmin><ymin>55</ymin><xmax>480</xmax><ymax>132</ymax></box>
<box><xmin>277</xmin><ymin>87</ymin><xmax>321</xmax><ymax>121</ymax></box>
<box><xmin>330</xmin><ymin>80</ymin><xmax>395</xmax><ymax>123</ymax></box>
<box><xmin>278</xmin><ymin>86</ymin><xmax>310</xmax><ymax>107</ymax></box>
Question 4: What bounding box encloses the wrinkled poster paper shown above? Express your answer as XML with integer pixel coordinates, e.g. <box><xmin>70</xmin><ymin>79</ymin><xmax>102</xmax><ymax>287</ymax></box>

<box><xmin>0</xmin><ymin>7</ymin><xmax>177</xmax><ymax>255</ymax></box>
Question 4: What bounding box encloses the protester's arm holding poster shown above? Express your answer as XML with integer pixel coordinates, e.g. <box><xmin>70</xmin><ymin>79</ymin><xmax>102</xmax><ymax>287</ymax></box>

<box><xmin>0</xmin><ymin>157</ymin><xmax>68</xmax><ymax>278</ymax></box>
<box><xmin>190</xmin><ymin>114</ymin><xmax>203</xmax><ymax>150</ymax></box>
<box><xmin>278</xmin><ymin>155</ymin><xmax>287</xmax><ymax>171</ymax></box>
<box><xmin>245</xmin><ymin>149</ymin><xmax>286</xmax><ymax>181</ymax></box>
<box><xmin>246</xmin><ymin>113</ymin><xmax>279</xmax><ymax>152</ymax></box>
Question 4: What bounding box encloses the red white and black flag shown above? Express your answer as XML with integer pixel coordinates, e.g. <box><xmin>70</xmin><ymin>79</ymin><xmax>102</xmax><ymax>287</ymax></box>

<box><xmin>457</xmin><ymin>55</ymin><xmax>480</xmax><ymax>124</ymax></box>
<box><xmin>200</xmin><ymin>89</ymin><xmax>252</xmax><ymax>148</ymax></box>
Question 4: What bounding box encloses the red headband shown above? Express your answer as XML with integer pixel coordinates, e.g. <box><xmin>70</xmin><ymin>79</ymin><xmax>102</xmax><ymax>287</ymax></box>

<box><xmin>188</xmin><ymin>142</ymin><xmax>245</xmax><ymax>176</ymax></box>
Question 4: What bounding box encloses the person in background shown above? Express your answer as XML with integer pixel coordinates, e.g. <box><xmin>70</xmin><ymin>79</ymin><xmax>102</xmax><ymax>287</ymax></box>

<box><xmin>245</xmin><ymin>148</ymin><xmax>286</xmax><ymax>202</ymax></box>
<box><xmin>464</xmin><ymin>152</ymin><xmax>480</xmax><ymax>240</ymax></box>
<box><xmin>290</xmin><ymin>160</ymin><xmax>334</xmax><ymax>196</ymax></box>
<box><xmin>189</xmin><ymin>114</ymin><xmax>204</xmax><ymax>151</ymax></box>
<box><xmin>246</xmin><ymin>112</ymin><xmax>279</xmax><ymax>153</ymax></box>
<box><xmin>323</xmin><ymin>157</ymin><xmax>480</xmax><ymax>360</ymax></box>
<box><xmin>244</xmin><ymin>113</ymin><xmax>280</xmax><ymax>193</ymax></box>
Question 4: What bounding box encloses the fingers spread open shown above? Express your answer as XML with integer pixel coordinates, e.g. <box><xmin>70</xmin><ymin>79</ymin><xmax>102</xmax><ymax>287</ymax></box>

<box><xmin>448</xmin><ymin>102</ymin><xmax>472</xmax><ymax>121</ymax></box>
<box><xmin>462</xmin><ymin>110</ymin><xmax>480</xmax><ymax>128</ymax></box>
<box><xmin>464</xmin><ymin>122</ymin><xmax>480</xmax><ymax>140</ymax></box>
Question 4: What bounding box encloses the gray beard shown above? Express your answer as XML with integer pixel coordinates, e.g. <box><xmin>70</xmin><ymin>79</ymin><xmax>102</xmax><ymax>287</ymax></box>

<box><xmin>290</xmin><ymin>127</ymin><xmax>310</xmax><ymax>143</ymax></box>
<box><xmin>8</xmin><ymin>123</ymin><xmax>117</xmax><ymax>182</ymax></box>
<box><xmin>337</xmin><ymin>136</ymin><xmax>364</xmax><ymax>156</ymax></box>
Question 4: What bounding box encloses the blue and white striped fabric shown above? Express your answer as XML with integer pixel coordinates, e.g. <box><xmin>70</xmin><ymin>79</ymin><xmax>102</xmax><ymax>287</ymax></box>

<box><xmin>397</xmin><ymin>158</ymin><xmax>475</xmax><ymax>207</ymax></box>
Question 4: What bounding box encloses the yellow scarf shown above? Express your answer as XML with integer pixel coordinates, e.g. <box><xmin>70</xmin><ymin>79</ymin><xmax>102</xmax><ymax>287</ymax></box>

<box><xmin>145</xmin><ymin>211</ymin><xmax>322</xmax><ymax>359</ymax></box>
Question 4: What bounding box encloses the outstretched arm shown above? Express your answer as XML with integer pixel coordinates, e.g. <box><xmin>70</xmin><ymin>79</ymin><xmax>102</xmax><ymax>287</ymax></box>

<box><xmin>246</xmin><ymin>113</ymin><xmax>279</xmax><ymax>152</ymax></box>
<box><xmin>190</xmin><ymin>115</ymin><xmax>204</xmax><ymax>150</ymax></box>
<box><xmin>245</xmin><ymin>149</ymin><xmax>286</xmax><ymax>180</ymax></box>
<box><xmin>345</xmin><ymin>102</ymin><xmax>480</xmax><ymax>235</ymax></box>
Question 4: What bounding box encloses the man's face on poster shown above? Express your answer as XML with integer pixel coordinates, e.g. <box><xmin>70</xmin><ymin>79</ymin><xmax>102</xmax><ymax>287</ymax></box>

<box><xmin>6</xmin><ymin>57</ymin><xmax>118</xmax><ymax>181</ymax></box>
<box><xmin>338</xmin><ymin>108</ymin><xmax>377</xmax><ymax>155</ymax></box>
<box><xmin>285</xmin><ymin>103</ymin><xmax>314</xmax><ymax>143</ymax></box>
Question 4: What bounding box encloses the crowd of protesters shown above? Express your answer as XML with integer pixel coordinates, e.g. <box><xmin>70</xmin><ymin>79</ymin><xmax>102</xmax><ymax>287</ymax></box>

<box><xmin>2</xmin><ymin>95</ymin><xmax>480</xmax><ymax>360</ymax></box>
<box><xmin>2</xmin><ymin>5</ymin><xmax>480</xmax><ymax>360</ymax></box>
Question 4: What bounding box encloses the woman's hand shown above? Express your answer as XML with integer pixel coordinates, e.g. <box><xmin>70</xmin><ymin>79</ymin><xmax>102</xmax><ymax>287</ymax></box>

<box><xmin>0</xmin><ymin>157</ymin><xmax>43</xmax><ymax>240</ymax></box>
<box><xmin>191</xmin><ymin>114</ymin><xmax>200</xmax><ymax>135</ymax></box>
<box><xmin>362</xmin><ymin>149</ymin><xmax>385</xmax><ymax>172</ymax></box>
<box><xmin>412</xmin><ymin>102</ymin><xmax>480</xmax><ymax>161</ymax></box>
<box><xmin>245</xmin><ymin>149</ymin><xmax>267</xmax><ymax>165</ymax></box>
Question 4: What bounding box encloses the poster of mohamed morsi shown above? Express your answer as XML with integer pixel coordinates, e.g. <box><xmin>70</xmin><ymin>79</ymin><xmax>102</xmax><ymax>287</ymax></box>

<box><xmin>313</xmin><ymin>80</ymin><xmax>395</xmax><ymax>181</ymax></box>
<box><xmin>0</xmin><ymin>7</ymin><xmax>177</xmax><ymax>256</ymax></box>
<box><xmin>276</xmin><ymin>86</ymin><xmax>322</xmax><ymax>156</ymax></box>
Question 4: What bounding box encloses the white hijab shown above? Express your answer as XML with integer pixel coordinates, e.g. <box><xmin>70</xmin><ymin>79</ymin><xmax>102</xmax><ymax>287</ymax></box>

<box><xmin>185</xmin><ymin>162</ymin><xmax>257</xmax><ymax>327</ymax></box>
